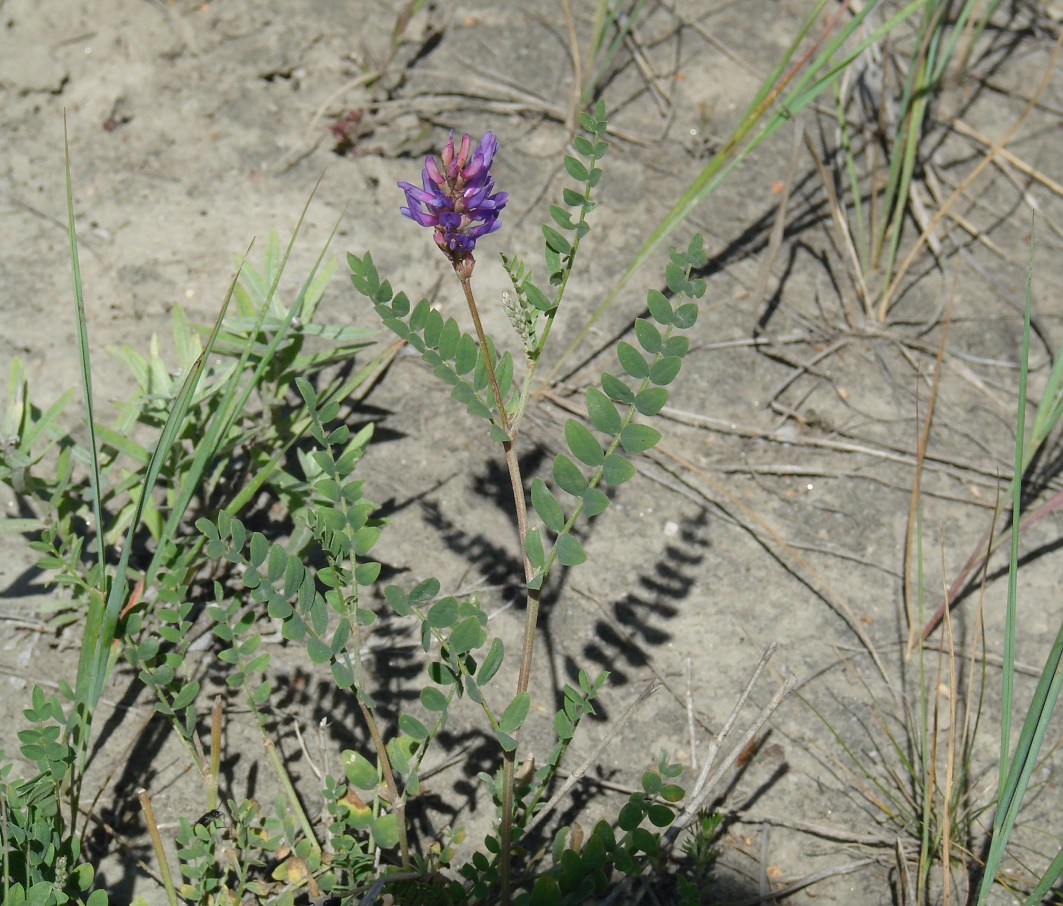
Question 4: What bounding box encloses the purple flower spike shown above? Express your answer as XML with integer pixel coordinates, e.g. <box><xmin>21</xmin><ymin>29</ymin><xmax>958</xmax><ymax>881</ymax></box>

<box><xmin>399</xmin><ymin>130</ymin><xmax>508</xmax><ymax>272</ymax></box>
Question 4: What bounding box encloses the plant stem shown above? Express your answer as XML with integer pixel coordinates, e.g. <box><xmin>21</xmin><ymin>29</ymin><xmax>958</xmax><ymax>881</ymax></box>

<box><xmin>459</xmin><ymin>274</ymin><xmax>532</xmax><ymax>573</ymax></box>
<box><xmin>457</xmin><ymin>272</ymin><xmax>540</xmax><ymax>904</ymax></box>
<box><xmin>357</xmin><ymin>697</ymin><xmax>411</xmax><ymax>869</ymax></box>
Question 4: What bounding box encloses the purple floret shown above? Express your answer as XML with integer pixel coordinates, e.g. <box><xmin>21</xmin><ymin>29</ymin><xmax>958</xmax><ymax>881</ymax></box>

<box><xmin>398</xmin><ymin>130</ymin><xmax>508</xmax><ymax>264</ymax></box>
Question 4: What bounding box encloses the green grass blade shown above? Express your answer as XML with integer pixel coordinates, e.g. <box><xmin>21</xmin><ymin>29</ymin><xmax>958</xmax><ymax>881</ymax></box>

<box><xmin>975</xmin><ymin>232</ymin><xmax>1037</xmax><ymax>904</ymax></box>
<box><xmin>979</xmin><ymin>619</ymin><xmax>1063</xmax><ymax>902</ymax></box>
<box><xmin>75</xmin><ymin>255</ymin><xmax>242</xmax><ymax>713</ymax></box>
<box><xmin>63</xmin><ymin>117</ymin><xmax>105</xmax><ymax>583</ymax></box>
<box><xmin>585</xmin><ymin>0</ymin><xmax>648</xmax><ymax>105</ymax></box>
<box><xmin>64</xmin><ymin>117</ymin><xmax>110</xmax><ymax>800</ymax></box>
<box><xmin>1022</xmin><ymin>843</ymin><xmax>1063</xmax><ymax>905</ymax></box>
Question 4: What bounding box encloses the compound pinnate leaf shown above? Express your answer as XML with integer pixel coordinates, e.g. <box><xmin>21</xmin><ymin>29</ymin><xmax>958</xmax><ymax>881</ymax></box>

<box><xmin>582</xmin><ymin>487</ymin><xmax>610</xmax><ymax>517</ymax></box>
<box><xmin>602</xmin><ymin>452</ymin><xmax>636</xmax><ymax>485</ymax></box>
<box><xmin>384</xmin><ymin>585</ymin><xmax>411</xmax><ymax>616</ymax></box>
<box><xmin>665</xmin><ymin>262</ymin><xmax>687</xmax><ymax>293</ymax></box>
<box><xmin>478</xmin><ymin>637</ymin><xmax>504</xmax><ymax>684</ymax></box>
<box><xmin>343</xmin><ymin>750</ymin><xmax>378</xmax><ymax>789</ymax></box>
<box><xmin>423</xmin><ymin>309</ymin><xmax>444</xmax><ymax>347</ymax></box>
<box><xmin>398</xmin><ymin>713</ymin><xmax>430</xmax><ymax>741</ymax></box>
<box><xmin>307</xmin><ymin>637</ymin><xmax>332</xmax><ymax>664</ymax></box>
<box><xmin>562</xmin><ymin>187</ymin><xmax>584</xmax><ymax>207</ymax></box>
<box><xmin>620</xmin><ymin>424</ymin><xmax>662</xmax><ymax>454</ymax></box>
<box><xmin>601</xmin><ymin>372</ymin><xmax>634</xmax><ymax>404</ymax></box>
<box><xmin>556</xmin><ymin>533</ymin><xmax>586</xmax><ymax>566</ymax></box>
<box><xmin>420</xmin><ymin>686</ymin><xmax>449</xmax><ymax>712</ymax></box>
<box><xmin>586</xmin><ymin>387</ymin><xmax>621</xmax><ymax>435</ymax></box>
<box><xmin>371</xmin><ymin>814</ymin><xmax>400</xmax><ymax>849</ymax></box>
<box><xmin>564</xmin><ymin>156</ymin><xmax>589</xmax><ymax>181</ymax></box>
<box><xmin>553</xmin><ymin>453</ymin><xmax>587</xmax><ymax>497</ymax></box>
<box><xmin>673</xmin><ymin>302</ymin><xmax>698</xmax><ymax>329</ymax></box>
<box><xmin>267</xmin><ymin>543</ymin><xmax>287</xmax><ymax>583</ymax></box>
<box><xmin>634</xmin><ymin>319</ymin><xmax>662</xmax><ymax>354</ymax></box>
<box><xmin>391</xmin><ymin>291</ymin><xmax>411</xmax><ymax>316</ymax></box>
<box><xmin>565</xmin><ymin>418</ymin><xmax>604</xmax><ymax>467</ymax></box>
<box><xmin>427</xmin><ymin>596</ymin><xmax>459</xmax><ymax>628</ymax></box>
<box><xmin>171</xmin><ymin>681</ymin><xmax>200</xmax><ymax>711</ymax></box>
<box><xmin>550</xmin><ymin>204</ymin><xmax>576</xmax><ymax>230</ymax></box>
<box><xmin>332</xmin><ymin>661</ymin><xmax>355</xmax><ymax>689</ymax></box>
<box><xmin>499</xmin><ymin>692</ymin><xmax>531</xmax><ymax>734</ymax></box>
<box><xmin>542</xmin><ymin>226</ymin><xmax>571</xmax><ymax>254</ymax></box>
<box><xmin>455</xmin><ymin>333</ymin><xmax>478</xmax><ymax>374</ymax></box>
<box><xmin>648</xmin><ymin>356</ymin><xmax>682</xmax><ymax>386</ymax></box>
<box><xmin>635</xmin><ymin>387</ymin><xmax>669</xmax><ymax>416</ymax></box>
<box><xmin>522</xmin><ymin>281</ymin><xmax>553</xmax><ymax>313</ymax></box>
<box><xmin>661</xmin><ymin>335</ymin><xmax>689</xmax><ymax>358</ymax></box>
<box><xmin>409</xmin><ymin>577</ymin><xmax>441</xmax><ymax>606</ymax></box>
<box><xmin>450</xmin><ymin>616</ymin><xmax>486</xmax><ymax>653</ymax></box>
<box><xmin>531</xmin><ymin>478</ymin><xmax>566</xmax><ymax>533</ymax></box>
<box><xmin>525</xmin><ymin>528</ymin><xmax>545</xmax><ymax>569</ymax></box>
<box><xmin>617</xmin><ymin>342</ymin><xmax>649</xmax><ymax>379</ymax></box>
<box><xmin>646</xmin><ymin>290</ymin><xmax>673</xmax><ymax>325</ymax></box>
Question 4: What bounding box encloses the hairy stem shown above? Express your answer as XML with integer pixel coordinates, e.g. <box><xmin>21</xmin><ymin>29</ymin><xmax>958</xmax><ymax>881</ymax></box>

<box><xmin>459</xmin><ymin>276</ymin><xmax>511</xmax><ymax>434</ymax></box>
<box><xmin>458</xmin><ymin>271</ymin><xmax>541</xmax><ymax>904</ymax></box>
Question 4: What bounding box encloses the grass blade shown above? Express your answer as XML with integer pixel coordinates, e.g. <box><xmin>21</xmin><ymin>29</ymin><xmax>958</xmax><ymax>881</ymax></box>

<box><xmin>75</xmin><ymin>255</ymin><xmax>243</xmax><ymax>714</ymax></box>
<box><xmin>974</xmin><ymin>230</ymin><xmax>1063</xmax><ymax>903</ymax></box>
<box><xmin>63</xmin><ymin>117</ymin><xmax>106</xmax><ymax>585</ymax></box>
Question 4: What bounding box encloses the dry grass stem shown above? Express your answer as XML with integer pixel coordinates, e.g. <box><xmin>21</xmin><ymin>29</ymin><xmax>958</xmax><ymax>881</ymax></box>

<box><xmin>734</xmin><ymin>813</ymin><xmax>893</xmax><ymax>847</ymax></box>
<box><xmin>752</xmin><ymin>121</ymin><xmax>806</xmax><ymax>314</ymax></box>
<box><xmin>903</xmin><ymin>289</ymin><xmax>952</xmax><ymax>650</ymax></box>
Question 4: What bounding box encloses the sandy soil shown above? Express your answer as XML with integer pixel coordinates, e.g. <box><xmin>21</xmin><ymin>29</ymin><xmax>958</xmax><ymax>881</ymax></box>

<box><xmin>3</xmin><ymin>0</ymin><xmax>1063</xmax><ymax>903</ymax></box>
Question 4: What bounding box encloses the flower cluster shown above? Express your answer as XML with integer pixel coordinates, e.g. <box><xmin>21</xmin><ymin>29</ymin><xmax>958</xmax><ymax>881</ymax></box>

<box><xmin>398</xmin><ymin>131</ymin><xmax>508</xmax><ymax>271</ymax></box>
